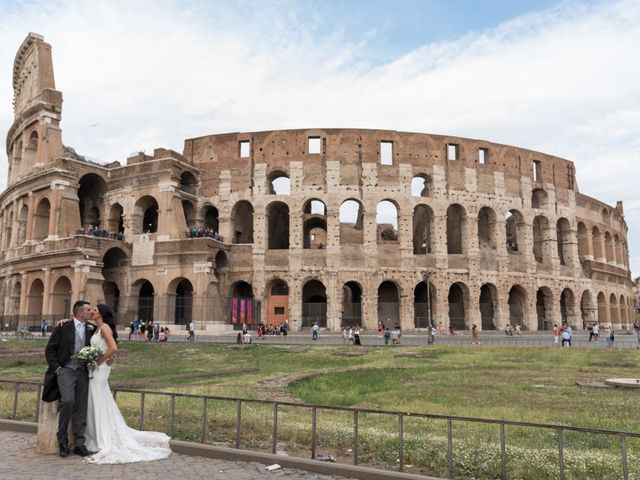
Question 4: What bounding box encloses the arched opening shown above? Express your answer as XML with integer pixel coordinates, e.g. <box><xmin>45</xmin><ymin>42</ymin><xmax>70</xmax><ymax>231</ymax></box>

<box><xmin>592</xmin><ymin>227</ymin><xmax>603</xmax><ymax>260</ymax></box>
<box><xmin>531</xmin><ymin>188</ymin><xmax>547</xmax><ymax>209</ymax></box>
<box><xmin>478</xmin><ymin>207</ymin><xmax>497</xmax><ymax>250</ymax></box>
<box><xmin>479</xmin><ymin>284</ymin><xmax>497</xmax><ymax>330</ymax></box>
<box><xmin>601</xmin><ymin>209</ymin><xmax>610</xmax><ymax>225</ymax></box>
<box><xmin>556</xmin><ymin>218</ymin><xmax>572</xmax><ymax>266</ymax></box>
<box><xmin>411</xmin><ymin>174</ymin><xmax>431</xmax><ymax>197</ymax></box>
<box><xmin>103</xmin><ymin>247</ymin><xmax>127</xmax><ymax>271</ymax></box>
<box><xmin>378</xmin><ymin>281</ymin><xmax>400</xmax><ymax>327</ymax></box>
<box><xmin>182</xmin><ymin>200</ymin><xmax>196</xmax><ymax>229</ymax></box>
<box><xmin>580</xmin><ymin>290</ymin><xmax>593</xmax><ymax>327</ymax></box>
<box><xmin>33</xmin><ymin>198</ymin><xmax>51</xmax><ymax>241</ymax></box>
<box><xmin>597</xmin><ymin>292</ymin><xmax>607</xmax><ymax>323</ymax></box>
<box><xmin>536</xmin><ymin>287</ymin><xmax>553</xmax><ymax>330</ymax></box>
<box><xmin>231</xmin><ymin>201</ymin><xmax>254</xmax><ymax>244</ymax></box>
<box><xmin>134</xmin><ymin>196</ymin><xmax>159</xmax><ymax>234</ymax></box>
<box><xmin>342</xmin><ymin>281</ymin><xmax>362</xmax><ymax>327</ymax></box>
<box><xmin>268</xmin><ymin>171</ymin><xmax>291</xmax><ymax>195</ymax></box>
<box><xmin>267</xmin><ymin>279</ymin><xmax>289</xmax><ymax>326</ymax></box>
<box><xmin>339</xmin><ymin>199</ymin><xmax>364</xmax><ymax>244</ymax></box>
<box><xmin>508</xmin><ymin>285</ymin><xmax>527</xmax><ymax>329</ymax></box>
<box><xmin>532</xmin><ymin>215</ymin><xmax>549</xmax><ymax>263</ymax></box>
<box><xmin>609</xmin><ymin>293</ymin><xmax>619</xmax><ymax>325</ymax></box>
<box><xmin>202</xmin><ymin>206</ymin><xmax>219</xmax><ymax>233</ymax></box>
<box><xmin>78</xmin><ymin>174</ymin><xmax>107</xmax><ymax>229</ymax></box>
<box><xmin>376</xmin><ymin>200</ymin><xmax>399</xmax><ymax>242</ymax></box>
<box><xmin>303</xmin><ymin>199</ymin><xmax>327</xmax><ymax>249</ymax></box>
<box><xmin>17</xmin><ymin>206</ymin><xmax>28</xmax><ymax>245</ymax></box>
<box><xmin>448</xmin><ymin>283</ymin><xmax>467</xmax><ymax>331</ymax></box>
<box><xmin>105</xmin><ymin>203</ymin><xmax>124</xmax><ymax>237</ymax></box>
<box><xmin>102</xmin><ymin>281</ymin><xmax>120</xmax><ymax>319</ymax></box>
<box><xmin>230</xmin><ymin>281</ymin><xmax>255</xmax><ymax>329</ymax></box>
<box><xmin>413</xmin><ymin>204</ymin><xmax>434</xmax><ymax>254</ymax></box>
<box><xmin>414</xmin><ymin>281</ymin><xmax>436</xmax><ymax>328</ymax></box>
<box><xmin>505</xmin><ymin>210</ymin><xmax>524</xmax><ymax>253</ymax></box>
<box><xmin>137</xmin><ymin>280</ymin><xmax>155</xmax><ymax>322</ymax></box>
<box><xmin>51</xmin><ymin>277</ymin><xmax>72</xmax><ymax>320</ymax></box>
<box><xmin>267</xmin><ymin>201</ymin><xmax>290</xmax><ymax>249</ymax></box>
<box><xmin>302</xmin><ymin>280</ymin><xmax>327</xmax><ymax>327</ymax></box>
<box><xmin>614</xmin><ymin>235</ymin><xmax>622</xmax><ymax>265</ymax></box>
<box><xmin>179</xmin><ymin>171</ymin><xmax>197</xmax><ymax>194</ymax></box>
<box><xmin>446</xmin><ymin>204</ymin><xmax>466</xmax><ymax>254</ymax></box>
<box><xmin>174</xmin><ymin>278</ymin><xmax>193</xmax><ymax>325</ymax></box>
<box><xmin>604</xmin><ymin>232</ymin><xmax>614</xmax><ymax>263</ymax></box>
<box><xmin>560</xmin><ymin>288</ymin><xmax>576</xmax><ymax>325</ymax></box>
<box><xmin>27</xmin><ymin>278</ymin><xmax>44</xmax><ymax>317</ymax></box>
<box><xmin>8</xmin><ymin>281</ymin><xmax>21</xmax><ymax>317</ymax></box>
<box><xmin>214</xmin><ymin>250</ymin><xmax>229</xmax><ymax>278</ymax></box>
<box><xmin>577</xmin><ymin>222</ymin><xmax>589</xmax><ymax>258</ymax></box>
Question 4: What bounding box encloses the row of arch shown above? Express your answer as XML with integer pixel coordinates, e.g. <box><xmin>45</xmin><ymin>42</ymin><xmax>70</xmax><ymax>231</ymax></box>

<box><xmin>577</xmin><ymin>222</ymin><xmax>628</xmax><ymax>267</ymax></box>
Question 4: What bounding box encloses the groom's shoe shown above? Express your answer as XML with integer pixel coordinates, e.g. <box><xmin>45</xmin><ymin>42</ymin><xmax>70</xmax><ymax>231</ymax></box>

<box><xmin>73</xmin><ymin>445</ymin><xmax>96</xmax><ymax>457</ymax></box>
<box><xmin>59</xmin><ymin>443</ymin><xmax>70</xmax><ymax>458</ymax></box>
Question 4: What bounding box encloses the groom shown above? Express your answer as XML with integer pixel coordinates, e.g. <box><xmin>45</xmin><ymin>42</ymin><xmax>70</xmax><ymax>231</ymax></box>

<box><xmin>43</xmin><ymin>300</ymin><xmax>96</xmax><ymax>457</ymax></box>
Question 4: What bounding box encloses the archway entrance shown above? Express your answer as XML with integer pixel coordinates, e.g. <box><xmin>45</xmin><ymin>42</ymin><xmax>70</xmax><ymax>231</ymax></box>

<box><xmin>448</xmin><ymin>283</ymin><xmax>467</xmax><ymax>331</ymax></box>
<box><xmin>414</xmin><ymin>281</ymin><xmax>436</xmax><ymax>328</ymax></box>
<box><xmin>51</xmin><ymin>277</ymin><xmax>72</xmax><ymax>321</ymax></box>
<box><xmin>378</xmin><ymin>281</ymin><xmax>400</xmax><ymax>327</ymax></box>
<box><xmin>342</xmin><ymin>282</ymin><xmax>362</xmax><ymax>327</ymax></box>
<box><xmin>536</xmin><ymin>288</ymin><xmax>553</xmax><ymax>330</ymax></box>
<box><xmin>479</xmin><ymin>284</ymin><xmax>497</xmax><ymax>330</ymax></box>
<box><xmin>302</xmin><ymin>280</ymin><xmax>327</xmax><ymax>327</ymax></box>
<box><xmin>138</xmin><ymin>281</ymin><xmax>155</xmax><ymax>323</ymax></box>
<box><xmin>174</xmin><ymin>279</ymin><xmax>193</xmax><ymax>325</ymax></box>
<box><xmin>508</xmin><ymin>286</ymin><xmax>527</xmax><ymax>329</ymax></box>
<box><xmin>267</xmin><ymin>280</ymin><xmax>289</xmax><ymax>326</ymax></box>
<box><xmin>230</xmin><ymin>281</ymin><xmax>255</xmax><ymax>330</ymax></box>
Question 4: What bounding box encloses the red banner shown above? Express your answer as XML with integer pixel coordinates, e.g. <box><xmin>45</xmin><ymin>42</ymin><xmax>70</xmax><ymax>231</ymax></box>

<box><xmin>247</xmin><ymin>301</ymin><xmax>253</xmax><ymax>324</ymax></box>
<box><xmin>240</xmin><ymin>299</ymin><xmax>246</xmax><ymax>324</ymax></box>
<box><xmin>231</xmin><ymin>298</ymin><xmax>238</xmax><ymax>324</ymax></box>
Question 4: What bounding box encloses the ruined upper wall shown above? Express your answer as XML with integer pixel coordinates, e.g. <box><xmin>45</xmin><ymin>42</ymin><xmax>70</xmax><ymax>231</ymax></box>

<box><xmin>183</xmin><ymin>129</ymin><xmax>578</xmax><ymax>200</ymax></box>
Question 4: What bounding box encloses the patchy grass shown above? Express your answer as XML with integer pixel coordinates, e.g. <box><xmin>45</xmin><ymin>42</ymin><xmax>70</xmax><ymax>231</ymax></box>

<box><xmin>1</xmin><ymin>340</ymin><xmax>639</xmax><ymax>478</ymax></box>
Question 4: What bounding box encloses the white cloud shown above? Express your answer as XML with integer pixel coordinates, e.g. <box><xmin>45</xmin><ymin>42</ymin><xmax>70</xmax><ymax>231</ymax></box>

<box><xmin>0</xmin><ymin>0</ymin><xmax>639</xmax><ymax>274</ymax></box>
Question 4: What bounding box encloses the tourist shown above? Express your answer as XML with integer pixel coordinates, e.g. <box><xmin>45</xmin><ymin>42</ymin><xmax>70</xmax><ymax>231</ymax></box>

<box><xmin>449</xmin><ymin>325</ymin><xmax>455</xmax><ymax>336</ymax></box>
<box><xmin>158</xmin><ymin>328</ymin><xmax>166</xmax><ymax>342</ymax></box>
<box><xmin>514</xmin><ymin>324</ymin><xmax>521</xmax><ymax>335</ymax></box>
<box><xmin>188</xmin><ymin>320</ymin><xmax>195</xmax><ymax>342</ymax></box>
<box><xmin>552</xmin><ymin>323</ymin><xmax>560</xmax><ymax>344</ymax></box>
<box><xmin>607</xmin><ymin>327</ymin><xmax>614</xmax><ymax>348</ymax></box>
<box><xmin>147</xmin><ymin>321</ymin><xmax>154</xmax><ymax>341</ymax></box>
<box><xmin>561</xmin><ymin>324</ymin><xmax>572</xmax><ymax>347</ymax></box>
<box><xmin>236</xmin><ymin>332</ymin><xmax>243</xmax><ymax>344</ymax></box>
<box><xmin>592</xmin><ymin>321</ymin><xmax>600</xmax><ymax>341</ymax></box>
<box><xmin>427</xmin><ymin>324</ymin><xmax>434</xmax><ymax>344</ymax></box>
<box><xmin>471</xmin><ymin>324</ymin><xmax>479</xmax><ymax>345</ymax></box>
<box><xmin>348</xmin><ymin>327</ymin><xmax>354</xmax><ymax>344</ymax></box>
<box><xmin>383</xmin><ymin>327</ymin><xmax>391</xmax><ymax>345</ymax></box>
<box><xmin>128</xmin><ymin>321</ymin><xmax>134</xmax><ymax>341</ymax></box>
<box><xmin>378</xmin><ymin>320</ymin><xmax>383</xmax><ymax>337</ymax></box>
<box><xmin>41</xmin><ymin>318</ymin><xmax>48</xmax><ymax>337</ymax></box>
<box><xmin>164</xmin><ymin>326</ymin><xmax>170</xmax><ymax>341</ymax></box>
<box><xmin>243</xmin><ymin>330</ymin><xmax>252</xmax><ymax>344</ymax></box>
<box><xmin>634</xmin><ymin>321</ymin><xmax>640</xmax><ymax>349</ymax></box>
<box><xmin>354</xmin><ymin>328</ymin><xmax>361</xmax><ymax>345</ymax></box>
<box><xmin>342</xmin><ymin>327</ymin><xmax>348</xmax><ymax>344</ymax></box>
<box><xmin>133</xmin><ymin>319</ymin><xmax>140</xmax><ymax>340</ymax></box>
<box><xmin>140</xmin><ymin>322</ymin><xmax>146</xmax><ymax>340</ymax></box>
<box><xmin>311</xmin><ymin>322</ymin><xmax>319</xmax><ymax>341</ymax></box>
<box><xmin>437</xmin><ymin>321</ymin><xmax>445</xmax><ymax>336</ymax></box>
<box><xmin>154</xmin><ymin>322</ymin><xmax>160</xmax><ymax>341</ymax></box>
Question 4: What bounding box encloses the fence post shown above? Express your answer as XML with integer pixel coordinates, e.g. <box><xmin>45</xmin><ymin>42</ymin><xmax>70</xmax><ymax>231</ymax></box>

<box><xmin>200</xmin><ymin>397</ymin><xmax>207</xmax><ymax>443</ymax></box>
<box><xmin>399</xmin><ymin>414</ymin><xmax>404</xmax><ymax>472</ymax></box>
<box><xmin>139</xmin><ymin>392</ymin><xmax>145</xmax><ymax>430</ymax></box>
<box><xmin>311</xmin><ymin>407</ymin><xmax>317</xmax><ymax>459</ymax></box>
<box><xmin>235</xmin><ymin>400</ymin><xmax>242</xmax><ymax>449</ymax></box>
<box><xmin>272</xmin><ymin>403</ymin><xmax>278</xmax><ymax>454</ymax></box>
<box><xmin>621</xmin><ymin>435</ymin><xmax>629</xmax><ymax>480</ymax></box>
<box><xmin>12</xmin><ymin>383</ymin><xmax>19</xmax><ymax>419</ymax></box>
<box><xmin>353</xmin><ymin>411</ymin><xmax>359</xmax><ymax>465</ymax></box>
<box><xmin>500</xmin><ymin>422</ymin><xmax>507</xmax><ymax>480</ymax></box>
<box><xmin>557</xmin><ymin>428</ymin><xmax>565</xmax><ymax>480</ymax></box>
<box><xmin>447</xmin><ymin>418</ymin><xmax>453</xmax><ymax>478</ymax></box>
<box><xmin>168</xmin><ymin>394</ymin><xmax>176</xmax><ymax>437</ymax></box>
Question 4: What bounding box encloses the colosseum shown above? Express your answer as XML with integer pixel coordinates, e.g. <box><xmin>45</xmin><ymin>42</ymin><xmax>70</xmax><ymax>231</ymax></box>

<box><xmin>0</xmin><ymin>33</ymin><xmax>634</xmax><ymax>334</ymax></box>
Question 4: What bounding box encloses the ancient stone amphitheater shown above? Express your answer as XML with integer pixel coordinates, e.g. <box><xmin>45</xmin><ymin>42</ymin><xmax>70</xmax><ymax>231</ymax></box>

<box><xmin>0</xmin><ymin>33</ymin><xmax>633</xmax><ymax>333</ymax></box>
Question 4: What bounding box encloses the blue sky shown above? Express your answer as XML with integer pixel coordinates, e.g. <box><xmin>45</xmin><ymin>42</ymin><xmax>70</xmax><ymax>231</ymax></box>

<box><xmin>0</xmin><ymin>0</ymin><xmax>638</xmax><ymax>277</ymax></box>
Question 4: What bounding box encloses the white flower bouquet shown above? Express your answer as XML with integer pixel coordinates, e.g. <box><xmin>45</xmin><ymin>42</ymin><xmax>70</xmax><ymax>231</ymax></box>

<box><xmin>73</xmin><ymin>345</ymin><xmax>103</xmax><ymax>378</ymax></box>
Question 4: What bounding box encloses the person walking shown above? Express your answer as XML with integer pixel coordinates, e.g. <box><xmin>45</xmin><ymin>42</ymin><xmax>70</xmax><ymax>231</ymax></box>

<box><xmin>561</xmin><ymin>324</ymin><xmax>572</xmax><ymax>347</ymax></box>
<box><xmin>348</xmin><ymin>327</ymin><xmax>354</xmax><ymax>344</ymax></box>
<box><xmin>634</xmin><ymin>321</ymin><xmax>640</xmax><ymax>350</ymax></box>
<box><xmin>188</xmin><ymin>321</ymin><xmax>195</xmax><ymax>342</ymax></box>
<box><xmin>383</xmin><ymin>327</ymin><xmax>391</xmax><ymax>345</ymax></box>
<box><xmin>552</xmin><ymin>323</ymin><xmax>560</xmax><ymax>344</ymax></box>
<box><xmin>311</xmin><ymin>322</ymin><xmax>319</xmax><ymax>341</ymax></box>
<box><xmin>471</xmin><ymin>324</ymin><xmax>480</xmax><ymax>345</ymax></box>
<box><xmin>592</xmin><ymin>321</ymin><xmax>600</xmax><ymax>341</ymax></box>
<box><xmin>41</xmin><ymin>318</ymin><xmax>48</xmax><ymax>337</ymax></box>
<box><xmin>607</xmin><ymin>327</ymin><xmax>615</xmax><ymax>348</ymax></box>
<box><xmin>342</xmin><ymin>327</ymin><xmax>348</xmax><ymax>344</ymax></box>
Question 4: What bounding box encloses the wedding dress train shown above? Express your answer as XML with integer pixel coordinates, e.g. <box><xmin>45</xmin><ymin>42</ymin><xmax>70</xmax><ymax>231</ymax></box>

<box><xmin>84</xmin><ymin>328</ymin><xmax>171</xmax><ymax>464</ymax></box>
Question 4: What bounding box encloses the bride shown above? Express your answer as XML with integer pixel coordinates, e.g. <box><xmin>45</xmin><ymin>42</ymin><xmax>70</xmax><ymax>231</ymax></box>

<box><xmin>84</xmin><ymin>304</ymin><xmax>171</xmax><ymax>464</ymax></box>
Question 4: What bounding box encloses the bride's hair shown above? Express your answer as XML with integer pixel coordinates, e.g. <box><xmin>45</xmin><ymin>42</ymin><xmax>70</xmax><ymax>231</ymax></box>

<box><xmin>97</xmin><ymin>303</ymin><xmax>118</xmax><ymax>343</ymax></box>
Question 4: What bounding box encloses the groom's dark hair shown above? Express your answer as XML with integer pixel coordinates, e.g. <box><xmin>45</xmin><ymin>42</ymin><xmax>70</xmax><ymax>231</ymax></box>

<box><xmin>73</xmin><ymin>300</ymin><xmax>90</xmax><ymax>316</ymax></box>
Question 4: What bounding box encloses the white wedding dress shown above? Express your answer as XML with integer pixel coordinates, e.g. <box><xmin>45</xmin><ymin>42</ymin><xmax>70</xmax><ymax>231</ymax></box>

<box><xmin>84</xmin><ymin>327</ymin><xmax>172</xmax><ymax>464</ymax></box>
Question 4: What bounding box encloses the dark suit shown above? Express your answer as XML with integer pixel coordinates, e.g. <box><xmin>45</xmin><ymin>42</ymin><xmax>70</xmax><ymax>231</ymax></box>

<box><xmin>43</xmin><ymin>320</ymin><xmax>95</xmax><ymax>447</ymax></box>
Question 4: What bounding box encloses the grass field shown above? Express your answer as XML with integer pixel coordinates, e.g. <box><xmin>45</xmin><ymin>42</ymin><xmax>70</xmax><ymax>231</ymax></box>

<box><xmin>1</xmin><ymin>339</ymin><xmax>639</xmax><ymax>479</ymax></box>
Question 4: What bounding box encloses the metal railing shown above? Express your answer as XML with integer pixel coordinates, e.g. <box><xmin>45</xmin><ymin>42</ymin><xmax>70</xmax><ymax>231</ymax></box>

<box><xmin>0</xmin><ymin>379</ymin><xmax>637</xmax><ymax>479</ymax></box>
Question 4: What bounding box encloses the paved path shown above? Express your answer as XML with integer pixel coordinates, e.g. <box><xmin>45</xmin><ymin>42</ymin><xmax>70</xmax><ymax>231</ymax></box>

<box><xmin>0</xmin><ymin>431</ymin><xmax>358</xmax><ymax>480</ymax></box>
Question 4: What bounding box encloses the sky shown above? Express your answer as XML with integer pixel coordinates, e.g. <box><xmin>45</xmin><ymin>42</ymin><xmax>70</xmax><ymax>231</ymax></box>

<box><xmin>0</xmin><ymin>0</ymin><xmax>638</xmax><ymax>276</ymax></box>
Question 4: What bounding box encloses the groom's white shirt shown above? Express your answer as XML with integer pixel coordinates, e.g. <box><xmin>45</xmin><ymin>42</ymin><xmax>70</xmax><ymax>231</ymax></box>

<box><xmin>73</xmin><ymin>317</ymin><xmax>85</xmax><ymax>344</ymax></box>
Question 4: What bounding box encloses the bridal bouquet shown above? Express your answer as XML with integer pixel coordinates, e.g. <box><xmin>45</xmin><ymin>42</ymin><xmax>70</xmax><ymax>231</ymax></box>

<box><xmin>73</xmin><ymin>346</ymin><xmax>103</xmax><ymax>378</ymax></box>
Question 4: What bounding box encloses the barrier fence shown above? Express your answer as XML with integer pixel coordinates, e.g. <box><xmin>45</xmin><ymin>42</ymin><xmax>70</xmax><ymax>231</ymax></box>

<box><xmin>1</xmin><ymin>379</ymin><xmax>637</xmax><ymax>479</ymax></box>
